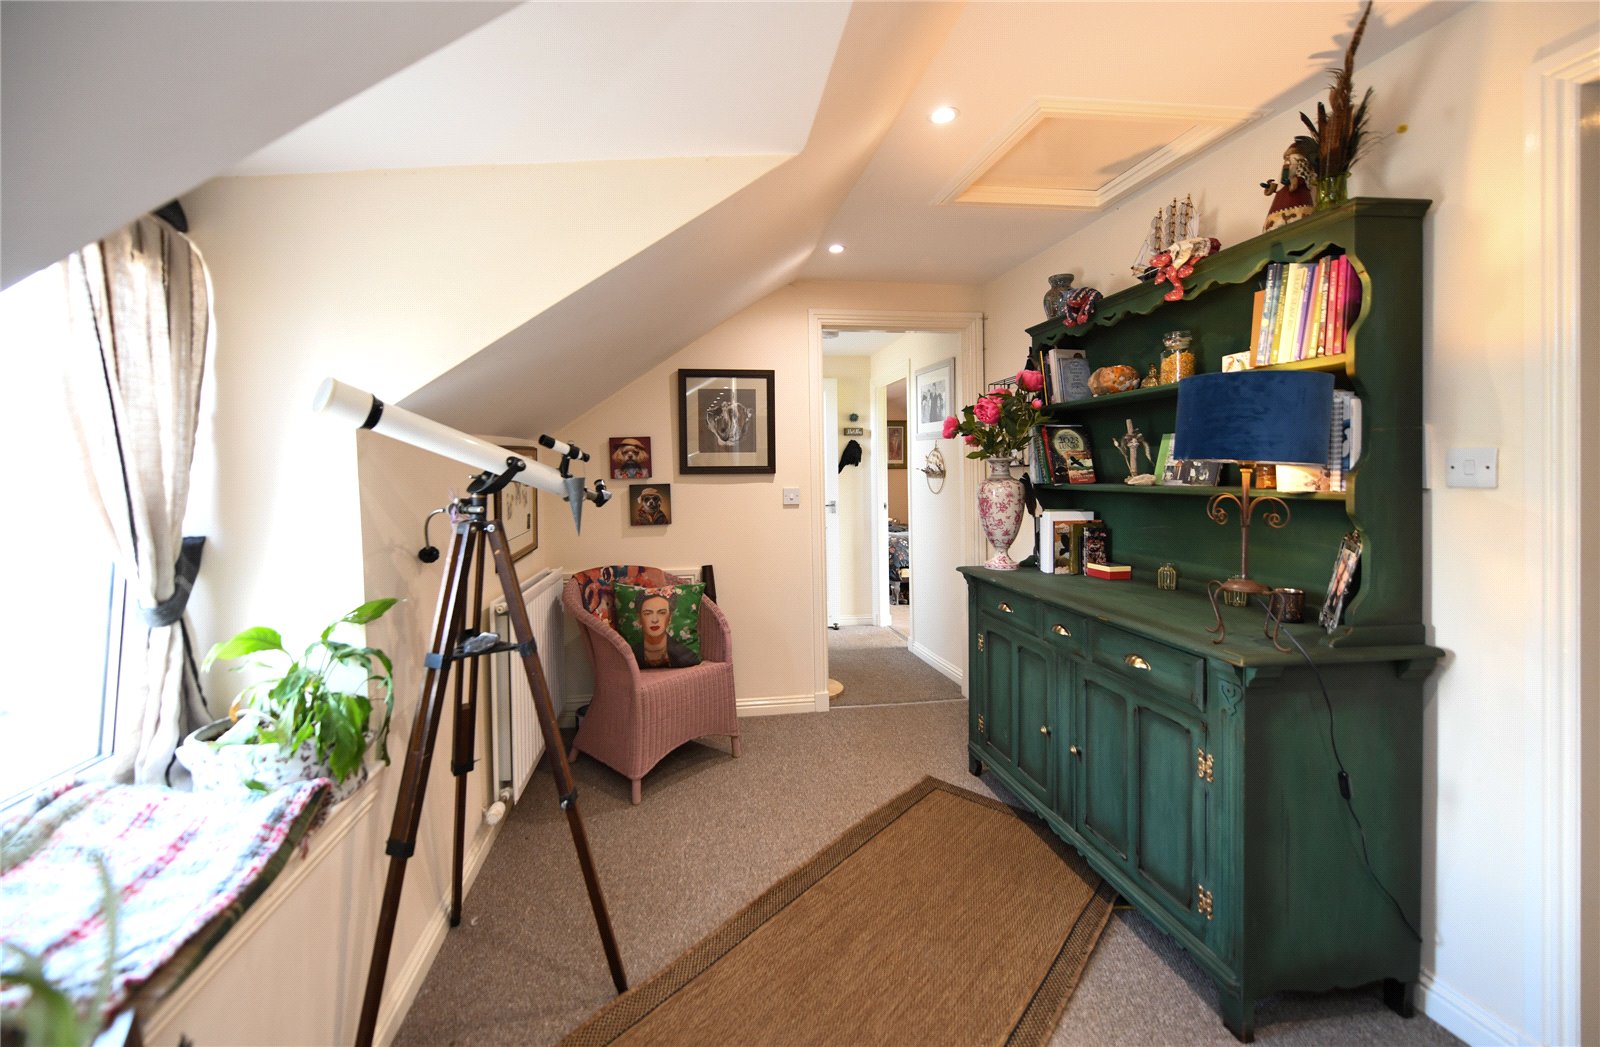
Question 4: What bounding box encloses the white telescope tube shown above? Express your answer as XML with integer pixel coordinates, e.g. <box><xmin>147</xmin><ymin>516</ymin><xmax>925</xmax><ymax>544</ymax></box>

<box><xmin>313</xmin><ymin>379</ymin><xmax>605</xmax><ymax>514</ymax></box>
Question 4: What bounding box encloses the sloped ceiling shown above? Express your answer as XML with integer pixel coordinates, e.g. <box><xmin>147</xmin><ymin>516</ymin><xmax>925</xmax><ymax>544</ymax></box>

<box><xmin>0</xmin><ymin>1</ymin><xmax>515</xmax><ymax>289</ymax></box>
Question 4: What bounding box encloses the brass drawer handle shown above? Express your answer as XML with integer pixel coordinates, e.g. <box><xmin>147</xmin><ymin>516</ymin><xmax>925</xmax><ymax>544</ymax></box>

<box><xmin>1069</xmin><ymin>744</ymin><xmax>1081</xmax><ymax>756</ymax></box>
<box><xmin>1039</xmin><ymin>725</ymin><xmax>1050</xmax><ymax>736</ymax></box>
<box><xmin>998</xmin><ymin>601</ymin><xmax>1013</xmax><ymax>613</ymax></box>
<box><xmin>1052</xmin><ymin>624</ymin><xmax>1072</xmax><ymax>637</ymax></box>
<box><xmin>1125</xmin><ymin>654</ymin><xmax>1152</xmax><ymax>671</ymax></box>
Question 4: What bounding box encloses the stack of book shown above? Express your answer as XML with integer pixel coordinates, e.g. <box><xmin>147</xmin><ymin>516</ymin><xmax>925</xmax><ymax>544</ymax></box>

<box><xmin>1038</xmin><ymin>510</ymin><xmax>1098</xmax><ymax>575</ymax></box>
<box><xmin>1029</xmin><ymin>423</ymin><xmax>1097</xmax><ymax>486</ymax></box>
<box><xmin>1248</xmin><ymin>254</ymin><xmax>1363</xmax><ymax>366</ymax></box>
<box><xmin>1276</xmin><ymin>388</ymin><xmax>1363</xmax><ymax>493</ymax></box>
<box><xmin>1035</xmin><ymin>346</ymin><xmax>1092</xmax><ymax>404</ymax></box>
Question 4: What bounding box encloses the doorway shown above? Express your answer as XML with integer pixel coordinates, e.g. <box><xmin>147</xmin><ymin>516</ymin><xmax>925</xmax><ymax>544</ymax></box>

<box><xmin>885</xmin><ymin>377</ymin><xmax>910</xmax><ymax>641</ymax></box>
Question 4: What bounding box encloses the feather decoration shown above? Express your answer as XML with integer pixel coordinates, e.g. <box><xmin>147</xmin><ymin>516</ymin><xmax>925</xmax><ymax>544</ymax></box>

<box><xmin>1299</xmin><ymin>1</ymin><xmax>1375</xmax><ymax>180</ymax></box>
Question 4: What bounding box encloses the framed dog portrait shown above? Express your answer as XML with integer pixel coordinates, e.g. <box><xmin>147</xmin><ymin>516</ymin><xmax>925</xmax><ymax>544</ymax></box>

<box><xmin>630</xmin><ymin>483</ymin><xmax>672</xmax><ymax>526</ymax></box>
<box><xmin>610</xmin><ymin>436</ymin><xmax>653</xmax><ymax>480</ymax></box>
<box><xmin>913</xmin><ymin>358</ymin><xmax>954</xmax><ymax>439</ymax></box>
<box><xmin>678</xmin><ymin>369</ymin><xmax>775</xmax><ymax>474</ymax></box>
<box><xmin>493</xmin><ymin>445</ymin><xmax>538</xmax><ymax>561</ymax></box>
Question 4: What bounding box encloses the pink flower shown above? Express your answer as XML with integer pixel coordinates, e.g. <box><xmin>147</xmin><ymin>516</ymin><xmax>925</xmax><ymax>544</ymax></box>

<box><xmin>964</xmin><ymin>434</ymin><xmax>979</xmax><ymax>446</ymax></box>
<box><xmin>973</xmin><ymin>395</ymin><xmax>1003</xmax><ymax>425</ymax></box>
<box><xmin>942</xmin><ymin>415</ymin><xmax>960</xmax><ymax>439</ymax></box>
<box><xmin>1032</xmin><ymin>398</ymin><xmax>1044</xmax><ymax>409</ymax></box>
<box><xmin>1017</xmin><ymin>368</ymin><xmax>1044</xmax><ymax>392</ymax></box>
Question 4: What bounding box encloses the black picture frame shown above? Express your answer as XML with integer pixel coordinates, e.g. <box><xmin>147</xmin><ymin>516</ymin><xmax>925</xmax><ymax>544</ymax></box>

<box><xmin>886</xmin><ymin>421</ymin><xmax>907</xmax><ymax>468</ymax></box>
<box><xmin>678</xmin><ymin>369</ymin><xmax>776</xmax><ymax>474</ymax></box>
<box><xmin>1319</xmin><ymin>530</ymin><xmax>1363</xmax><ymax>632</ymax></box>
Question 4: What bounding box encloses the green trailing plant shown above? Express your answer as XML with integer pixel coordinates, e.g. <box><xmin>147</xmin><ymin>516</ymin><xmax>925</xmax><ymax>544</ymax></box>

<box><xmin>202</xmin><ymin>598</ymin><xmax>398</xmax><ymax>784</ymax></box>
<box><xmin>1295</xmin><ymin>1</ymin><xmax>1375</xmax><ymax>192</ymax></box>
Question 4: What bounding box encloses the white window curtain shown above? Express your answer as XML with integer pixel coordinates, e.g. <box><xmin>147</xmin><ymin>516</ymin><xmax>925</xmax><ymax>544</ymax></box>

<box><xmin>62</xmin><ymin>214</ymin><xmax>213</xmax><ymax>783</ymax></box>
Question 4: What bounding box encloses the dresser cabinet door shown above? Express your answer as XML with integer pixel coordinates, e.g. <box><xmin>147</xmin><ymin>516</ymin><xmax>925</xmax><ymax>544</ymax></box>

<box><xmin>1076</xmin><ymin>666</ymin><xmax>1131</xmax><ymax>865</ymax></box>
<box><xmin>1131</xmin><ymin>700</ymin><xmax>1212</xmax><ymax>935</ymax></box>
<box><xmin>1011</xmin><ymin>634</ymin><xmax>1053</xmax><ymax>807</ymax></box>
<box><xmin>975</xmin><ymin>619</ymin><xmax>1019</xmax><ymax>775</ymax></box>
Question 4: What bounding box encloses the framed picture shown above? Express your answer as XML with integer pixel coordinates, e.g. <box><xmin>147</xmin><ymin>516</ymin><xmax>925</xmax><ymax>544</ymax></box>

<box><xmin>494</xmin><ymin>446</ymin><xmax>538</xmax><ymax>561</ymax></box>
<box><xmin>913</xmin><ymin>358</ymin><xmax>955</xmax><ymax>439</ymax></box>
<box><xmin>630</xmin><ymin>483</ymin><xmax>672</xmax><ymax>526</ymax></box>
<box><xmin>609</xmin><ymin>436</ymin><xmax>653</xmax><ymax>480</ymax></box>
<box><xmin>678</xmin><ymin>369</ymin><xmax>775</xmax><ymax>474</ymax></box>
<box><xmin>1163</xmin><ymin>459</ymin><xmax>1222</xmax><ymax>486</ymax></box>
<box><xmin>1319</xmin><ymin>530</ymin><xmax>1363</xmax><ymax>632</ymax></box>
<box><xmin>886</xmin><ymin>421</ymin><xmax>907</xmax><ymax>468</ymax></box>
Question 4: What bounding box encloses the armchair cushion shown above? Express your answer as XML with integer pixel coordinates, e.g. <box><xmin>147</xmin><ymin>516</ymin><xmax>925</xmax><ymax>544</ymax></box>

<box><xmin>571</xmin><ymin>565</ymin><xmax>670</xmax><ymax>629</ymax></box>
<box><xmin>614</xmin><ymin>581</ymin><xmax>705</xmax><ymax>669</ymax></box>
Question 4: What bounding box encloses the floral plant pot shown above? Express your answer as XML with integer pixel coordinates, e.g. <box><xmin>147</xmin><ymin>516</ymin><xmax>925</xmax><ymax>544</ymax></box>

<box><xmin>977</xmin><ymin>458</ymin><xmax>1025</xmax><ymax>570</ymax></box>
<box><xmin>178</xmin><ymin>719</ymin><xmax>366</xmax><ymax>804</ymax></box>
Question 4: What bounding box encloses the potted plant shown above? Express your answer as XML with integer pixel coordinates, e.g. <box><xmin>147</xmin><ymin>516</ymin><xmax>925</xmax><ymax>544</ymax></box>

<box><xmin>944</xmin><ymin>369</ymin><xmax>1046</xmax><ymax>570</ymax></box>
<box><xmin>181</xmin><ymin>598</ymin><xmax>397</xmax><ymax>800</ymax></box>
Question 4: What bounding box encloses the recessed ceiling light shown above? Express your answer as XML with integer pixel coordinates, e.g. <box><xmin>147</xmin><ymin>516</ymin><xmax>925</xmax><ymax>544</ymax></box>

<box><xmin>828</xmin><ymin>243</ymin><xmax>845</xmax><ymax>254</ymax></box>
<box><xmin>930</xmin><ymin>106</ymin><xmax>958</xmax><ymax>125</ymax></box>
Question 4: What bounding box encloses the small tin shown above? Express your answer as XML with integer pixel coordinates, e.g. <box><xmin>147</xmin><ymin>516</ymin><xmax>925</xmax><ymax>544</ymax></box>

<box><xmin>1271</xmin><ymin>587</ymin><xmax>1307</xmax><ymax>623</ymax></box>
<box><xmin>1156</xmin><ymin>562</ymin><xmax>1179</xmax><ymax>591</ymax></box>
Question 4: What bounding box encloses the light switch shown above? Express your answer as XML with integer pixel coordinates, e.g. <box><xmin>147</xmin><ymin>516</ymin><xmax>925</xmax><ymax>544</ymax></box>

<box><xmin>782</xmin><ymin>487</ymin><xmax>801</xmax><ymax>506</ymax></box>
<box><xmin>1445</xmin><ymin>447</ymin><xmax>1498</xmax><ymax>489</ymax></box>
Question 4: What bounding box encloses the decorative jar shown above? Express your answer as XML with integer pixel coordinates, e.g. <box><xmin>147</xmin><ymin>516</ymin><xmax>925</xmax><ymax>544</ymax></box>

<box><xmin>1160</xmin><ymin>331</ymin><xmax>1196</xmax><ymax>384</ymax></box>
<box><xmin>977</xmin><ymin>458</ymin><xmax>1026</xmax><ymax>571</ymax></box>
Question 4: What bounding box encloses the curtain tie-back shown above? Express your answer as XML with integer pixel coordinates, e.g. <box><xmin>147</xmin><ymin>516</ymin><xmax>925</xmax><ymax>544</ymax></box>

<box><xmin>142</xmin><ymin>536</ymin><xmax>205</xmax><ymax>628</ymax></box>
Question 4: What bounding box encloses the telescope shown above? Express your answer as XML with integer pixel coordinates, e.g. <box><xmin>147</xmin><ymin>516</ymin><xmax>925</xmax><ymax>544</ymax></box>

<box><xmin>313</xmin><ymin>378</ymin><xmax>610</xmax><ymax>530</ymax></box>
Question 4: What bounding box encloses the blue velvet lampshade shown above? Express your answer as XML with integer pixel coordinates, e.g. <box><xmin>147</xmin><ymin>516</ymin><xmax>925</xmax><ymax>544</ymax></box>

<box><xmin>1172</xmin><ymin>372</ymin><xmax>1334</xmax><ymax>465</ymax></box>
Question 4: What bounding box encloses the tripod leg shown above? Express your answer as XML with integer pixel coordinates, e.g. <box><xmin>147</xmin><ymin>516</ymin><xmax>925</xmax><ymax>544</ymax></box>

<box><xmin>356</xmin><ymin>521</ymin><xmax>477</xmax><ymax>1047</ymax></box>
<box><xmin>484</xmin><ymin>523</ymin><xmax>629</xmax><ymax>994</ymax></box>
<box><xmin>449</xmin><ymin>528</ymin><xmax>489</xmax><ymax>927</ymax></box>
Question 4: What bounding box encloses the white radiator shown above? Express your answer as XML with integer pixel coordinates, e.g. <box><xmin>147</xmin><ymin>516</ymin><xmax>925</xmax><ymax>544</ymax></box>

<box><xmin>488</xmin><ymin>567</ymin><xmax>564</xmax><ymax>804</ymax></box>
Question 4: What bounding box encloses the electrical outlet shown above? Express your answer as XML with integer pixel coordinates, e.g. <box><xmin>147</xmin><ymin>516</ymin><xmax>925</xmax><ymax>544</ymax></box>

<box><xmin>1445</xmin><ymin>447</ymin><xmax>1498</xmax><ymax>489</ymax></box>
<box><xmin>782</xmin><ymin>487</ymin><xmax>801</xmax><ymax>506</ymax></box>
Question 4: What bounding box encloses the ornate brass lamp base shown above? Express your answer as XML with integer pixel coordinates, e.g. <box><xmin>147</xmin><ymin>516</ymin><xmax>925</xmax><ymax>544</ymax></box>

<box><xmin>1205</xmin><ymin>576</ymin><xmax>1273</xmax><ymax>644</ymax></box>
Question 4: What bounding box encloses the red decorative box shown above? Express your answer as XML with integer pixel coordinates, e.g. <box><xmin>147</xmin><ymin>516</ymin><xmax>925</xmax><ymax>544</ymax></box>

<box><xmin>1084</xmin><ymin>561</ymin><xmax>1132</xmax><ymax>581</ymax></box>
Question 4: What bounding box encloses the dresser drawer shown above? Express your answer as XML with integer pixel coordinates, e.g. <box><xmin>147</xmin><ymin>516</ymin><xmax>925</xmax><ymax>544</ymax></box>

<box><xmin>973</xmin><ymin>584</ymin><xmax>1040</xmax><ymax>631</ymax></box>
<box><xmin>1089</xmin><ymin>624</ymin><xmax>1205</xmax><ymax>710</ymax></box>
<box><xmin>1040</xmin><ymin>607</ymin><xmax>1089</xmax><ymax>657</ymax></box>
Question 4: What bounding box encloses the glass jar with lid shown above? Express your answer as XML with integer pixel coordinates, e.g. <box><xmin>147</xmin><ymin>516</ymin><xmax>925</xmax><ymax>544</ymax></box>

<box><xmin>1160</xmin><ymin>330</ymin><xmax>1196</xmax><ymax>384</ymax></box>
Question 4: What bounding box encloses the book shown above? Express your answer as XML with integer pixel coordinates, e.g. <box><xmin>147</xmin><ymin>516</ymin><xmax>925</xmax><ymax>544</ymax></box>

<box><xmin>1048</xmin><ymin>518</ymin><xmax>1098</xmax><ymax>575</ymax></box>
<box><xmin>1054</xmin><ymin>347</ymin><xmax>1091</xmax><ymax>403</ymax></box>
<box><xmin>1291</xmin><ymin>261</ymin><xmax>1317</xmax><ymax>360</ymax></box>
<box><xmin>1084</xmin><ymin>561</ymin><xmax>1131</xmax><ymax>581</ymax></box>
<box><xmin>1152</xmin><ymin>433</ymin><xmax>1175</xmax><ymax>480</ymax></box>
<box><xmin>1339</xmin><ymin>257</ymin><xmax>1363</xmax><ymax>353</ymax></box>
<box><xmin>1255</xmin><ymin>264</ymin><xmax>1284</xmax><ymax>367</ymax></box>
<box><xmin>1246</xmin><ymin>288</ymin><xmax>1266</xmax><ymax>365</ymax></box>
<box><xmin>1080</xmin><ymin>522</ymin><xmax>1110</xmax><ymax>566</ymax></box>
<box><xmin>1303</xmin><ymin>257</ymin><xmax>1329</xmax><ymax>359</ymax></box>
<box><xmin>1274</xmin><ymin>262</ymin><xmax>1309</xmax><ymax>364</ymax></box>
<box><xmin>1043</xmin><ymin>424</ymin><xmax>1096</xmax><ymax>484</ymax></box>
<box><xmin>1222</xmin><ymin>351</ymin><xmax>1250</xmax><ymax>373</ymax></box>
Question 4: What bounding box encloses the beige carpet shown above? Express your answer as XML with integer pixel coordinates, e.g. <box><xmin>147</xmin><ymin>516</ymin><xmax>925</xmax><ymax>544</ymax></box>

<box><xmin>826</xmin><ymin>625</ymin><xmax>961</xmax><ymax>707</ymax></box>
<box><xmin>560</xmin><ymin>778</ymin><xmax>1114</xmax><ymax>1047</ymax></box>
<box><xmin>395</xmin><ymin>703</ymin><xmax>1461</xmax><ymax>1047</ymax></box>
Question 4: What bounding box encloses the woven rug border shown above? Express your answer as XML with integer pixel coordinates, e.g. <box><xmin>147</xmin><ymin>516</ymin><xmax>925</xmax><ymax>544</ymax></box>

<box><xmin>560</xmin><ymin>775</ymin><xmax>1111</xmax><ymax>1047</ymax></box>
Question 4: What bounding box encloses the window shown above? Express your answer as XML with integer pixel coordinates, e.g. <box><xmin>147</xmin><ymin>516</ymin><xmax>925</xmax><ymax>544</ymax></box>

<box><xmin>0</xmin><ymin>269</ymin><xmax>128</xmax><ymax>808</ymax></box>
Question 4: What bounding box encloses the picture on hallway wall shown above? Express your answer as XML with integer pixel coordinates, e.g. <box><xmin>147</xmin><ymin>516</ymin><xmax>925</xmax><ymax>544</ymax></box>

<box><xmin>913</xmin><ymin>358</ymin><xmax>954</xmax><ymax>439</ymax></box>
<box><xmin>494</xmin><ymin>445</ymin><xmax>538</xmax><ymax>561</ymax></box>
<box><xmin>610</xmin><ymin>436</ymin><xmax>653</xmax><ymax>480</ymax></box>
<box><xmin>887</xmin><ymin>421</ymin><xmax>907</xmax><ymax>468</ymax></box>
<box><xmin>630</xmin><ymin>484</ymin><xmax>672</xmax><ymax>526</ymax></box>
<box><xmin>678</xmin><ymin>369</ymin><xmax>776</xmax><ymax>474</ymax></box>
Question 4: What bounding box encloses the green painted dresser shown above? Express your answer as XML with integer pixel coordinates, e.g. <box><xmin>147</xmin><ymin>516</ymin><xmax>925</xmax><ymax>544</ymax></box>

<box><xmin>962</xmin><ymin>199</ymin><xmax>1443</xmax><ymax>1041</ymax></box>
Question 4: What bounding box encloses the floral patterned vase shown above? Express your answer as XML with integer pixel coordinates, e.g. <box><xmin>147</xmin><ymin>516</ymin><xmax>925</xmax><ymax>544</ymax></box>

<box><xmin>978</xmin><ymin>458</ymin><xmax>1025</xmax><ymax>570</ymax></box>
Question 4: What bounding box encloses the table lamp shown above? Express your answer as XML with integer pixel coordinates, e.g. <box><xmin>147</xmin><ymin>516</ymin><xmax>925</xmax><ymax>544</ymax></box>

<box><xmin>1173</xmin><ymin>371</ymin><xmax>1334</xmax><ymax>634</ymax></box>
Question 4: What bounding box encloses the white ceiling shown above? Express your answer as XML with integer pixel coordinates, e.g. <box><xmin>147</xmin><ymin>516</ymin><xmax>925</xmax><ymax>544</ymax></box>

<box><xmin>232</xmin><ymin>2</ymin><xmax>852</xmax><ymax>175</ymax></box>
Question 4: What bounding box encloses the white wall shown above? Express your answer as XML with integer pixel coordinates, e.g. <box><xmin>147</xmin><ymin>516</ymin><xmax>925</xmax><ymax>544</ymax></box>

<box><xmin>538</xmin><ymin>281</ymin><xmax>981</xmax><ymax>713</ymax></box>
<box><xmin>870</xmin><ymin>331</ymin><xmax>968</xmax><ymax>682</ymax></box>
<box><xmin>979</xmin><ymin>5</ymin><xmax>1597</xmax><ymax>1042</ymax></box>
<box><xmin>824</xmin><ymin>355</ymin><xmax>876</xmax><ymax>624</ymax></box>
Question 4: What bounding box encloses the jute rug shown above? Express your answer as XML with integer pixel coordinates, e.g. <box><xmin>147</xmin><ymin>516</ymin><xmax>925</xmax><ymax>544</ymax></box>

<box><xmin>560</xmin><ymin>777</ymin><xmax>1115</xmax><ymax>1047</ymax></box>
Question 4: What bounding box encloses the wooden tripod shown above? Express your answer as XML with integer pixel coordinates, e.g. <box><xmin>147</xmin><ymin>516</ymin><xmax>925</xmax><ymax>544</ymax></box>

<box><xmin>355</xmin><ymin>484</ymin><xmax>627</xmax><ymax>1047</ymax></box>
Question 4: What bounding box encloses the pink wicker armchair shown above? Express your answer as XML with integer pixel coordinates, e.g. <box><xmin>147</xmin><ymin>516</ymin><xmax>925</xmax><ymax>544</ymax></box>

<box><xmin>563</xmin><ymin>565</ymin><xmax>740</xmax><ymax>804</ymax></box>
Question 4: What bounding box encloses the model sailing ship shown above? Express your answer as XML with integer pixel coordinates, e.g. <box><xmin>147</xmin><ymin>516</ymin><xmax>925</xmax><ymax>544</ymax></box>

<box><xmin>1131</xmin><ymin>193</ymin><xmax>1223</xmax><ymax>302</ymax></box>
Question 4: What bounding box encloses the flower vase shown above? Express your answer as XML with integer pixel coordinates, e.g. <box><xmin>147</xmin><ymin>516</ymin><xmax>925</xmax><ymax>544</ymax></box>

<box><xmin>1314</xmin><ymin>172</ymin><xmax>1350</xmax><ymax>211</ymax></box>
<box><xmin>977</xmin><ymin>458</ymin><xmax>1025</xmax><ymax>571</ymax></box>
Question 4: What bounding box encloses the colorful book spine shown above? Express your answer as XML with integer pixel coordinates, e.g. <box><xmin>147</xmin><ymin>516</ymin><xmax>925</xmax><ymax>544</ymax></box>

<box><xmin>1247</xmin><ymin>288</ymin><xmax>1266</xmax><ymax>366</ymax></box>
<box><xmin>1256</xmin><ymin>264</ymin><xmax>1284</xmax><ymax>367</ymax></box>
<box><xmin>1273</xmin><ymin>263</ymin><xmax>1308</xmax><ymax>364</ymax></box>
<box><xmin>1292</xmin><ymin>262</ymin><xmax>1317</xmax><ymax>360</ymax></box>
<box><xmin>1304</xmin><ymin>258</ymin><xmax>1329</xmax><ymax>359</ymax></box>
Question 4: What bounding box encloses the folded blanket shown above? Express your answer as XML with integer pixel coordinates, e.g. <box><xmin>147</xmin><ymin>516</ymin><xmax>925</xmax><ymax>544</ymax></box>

<box><xmin>1</xmin><ymin>778</ymin><xmax>330</xmax><ymax>1023</ymax></box>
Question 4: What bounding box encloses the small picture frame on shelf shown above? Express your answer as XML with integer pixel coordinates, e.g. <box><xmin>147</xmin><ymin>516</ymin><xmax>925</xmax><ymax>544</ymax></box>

<box><xmin>1152</xmin><ymin>433</ymin><xmax>1175</xmax><ymax>482</ymax></box>
<box><xmin>1319</xmin><ymin>530</ymin><xmax>1363</xmax><ymax>632</ymax></box>
<box><xmin>1163</xmin><ymin>459</ymin><xmax>1222</xmax><ymax>486</ymax></box>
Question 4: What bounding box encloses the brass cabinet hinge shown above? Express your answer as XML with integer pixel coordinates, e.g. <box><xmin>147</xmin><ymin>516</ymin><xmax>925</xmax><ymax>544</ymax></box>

<box><xmin>1196</xmin><ymin>748</ymin><xmax>1215</xmax><ymax>782</ymax></box>
<box><xmin>977</xmin><ymin>634</ymin><xmax>985</xmax><ymax>653</ymax></box>
<box><xmin>1197</xmin><ymin>884</ymin><xmax>1214</xmax><ymax>920</ymax></box>
<box><xmin>977</xmin><ymin>713</ymin><xmax>987</xmax><ymax>735</ymax></box>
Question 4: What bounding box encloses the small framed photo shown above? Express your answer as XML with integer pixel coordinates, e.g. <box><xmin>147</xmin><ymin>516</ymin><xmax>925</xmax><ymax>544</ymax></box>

<box><xmin>886</xmin><ymin>421</ymin><xmax>907</xmax><ymax>468</ymax></box>
<box><xmin>1319</xmin><ymin>530</ymin><xmax>1363</xmax><ymax>632</ymax></box>
<box><xmin>913</xmin><ymin>358</ymin><xmax>955</xmax><ymax>439</ymax></box>
<box><xmin>679</xmin><ymin>369</ymin><xmax>775</xmax><ymax>474</ymax></box>
<box><xmin>630</xmin><ymin>483</ymin><xmax>672</xmax><ymax>526</ymax></box>
<box><xmin>1163</xmin><ymin>459</ymin><xmax>1222</xmax><ymax>486</ymax></box>
<box><xmin>494</xmin><ymin>445</ymin><xmax>539</xmax><ymax>561</ymax></box>
<box><xmin>609</xmin><ymin>436</ymin><xmax>653</xmax><ymax>480</ymax></box>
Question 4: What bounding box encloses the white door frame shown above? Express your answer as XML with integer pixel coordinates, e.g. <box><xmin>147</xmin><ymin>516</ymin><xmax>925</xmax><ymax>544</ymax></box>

<box><xmin>1520</xmin><ymin>35</ymin><xmax>1597</xmax><ymax>1047</ymax></box>
<box><xmin>807</xmin><ymin>309</ymin><xmax>984</xmax><ymax>711</ymax></box>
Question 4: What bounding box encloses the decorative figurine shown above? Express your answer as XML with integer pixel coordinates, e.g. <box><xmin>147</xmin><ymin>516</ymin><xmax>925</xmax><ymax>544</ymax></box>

<box><xmin>1060</xmin><ymin>286</ymin><xmax>1103</xmax><ymax>327</ymax></box>
<box><xmin>1114</xmin><ymin>418</ymin><xmax>1155</xmax><ymax>485</ymax></box>
<box><xmin>1141</xmin><ymin>363</ymin><xmax>1161</xmax><ymax>388</ymax></box>
<box><xmin>1156</xmin><ymin>562</ymin><xmax>1180</xmax><ymax>591</ymax></box>
<box><xmin>1150</xmin><ymin>236</ymin><xmax>1223</xmax><ymax>302</ymax></box>
<box><xmin>1132</xmin><ymin>194</ymin><xmax>1197</xmax><ymax>280</ymax></box>
<box><xmin>1261</xmin><ymin>140</ymin><xmax>1316</xmax><ymax>230</ymax></box>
